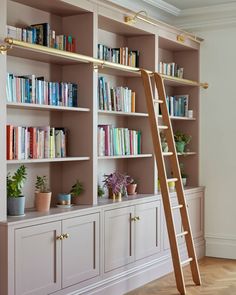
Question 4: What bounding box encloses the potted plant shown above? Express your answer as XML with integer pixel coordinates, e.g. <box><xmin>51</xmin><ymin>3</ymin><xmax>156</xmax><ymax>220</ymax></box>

<box><xmin>70</xmin><ymin>180</ymin><xmax>84</xmax><ymax>205</ymax></box>
<box><xmin>35</xmin><ymin>176</ymin><xmax>51</xmax><ymax>212</ymax></box>
<box><xmin>174</xmin><ymin>131</ymin><xmax>191</xmax><ymax>153</ymax></box>
<box><xmin>127</xmin><ymin>177</ymin><xmax>137</xmax><ymax>195</ymax></box>
<box><xmin>7</xmin><ymin>165</ymin><xmax>27</xmax><ymax>216</ymax></box>
<box><xmin>103</xmin><ymin>172</ymin><xmax>131</xmax><ymax>201</ymax></box>
<box><xmin>98</xmin><ymin>185</ymin><xmax>105</xmax><ymax>198</ymax></box>
<box><xmin>160</xmin><ymin>131</ymin><xmax>168</xmax><ymax>152</ymax></box>
<box><xmin>180</xmin><ymin>163</ymin><xmax>188</xmax><ymax>186</ymax></box>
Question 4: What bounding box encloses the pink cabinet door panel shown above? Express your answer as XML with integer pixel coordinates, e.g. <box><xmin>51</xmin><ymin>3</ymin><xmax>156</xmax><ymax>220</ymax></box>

<box><xmin>104</xmin><ymin>206</ymin><xmax>135</xmax><ymax>272</ymax></box>
<box><xmin>135</xmin><ymin>201</ymin><xmax>161</xmax><ymax>260</ymax></box>
<box><xmin>62</xmin><ymin>213</ymin><xmax>100</xmax><ymax>288</ymax></box>
<box><xmin>187</xmin><ymin>192</ymin><xmax>204</xmax><ymax>239</ymax></box>
<box><xmin>15</xmin><ymin>221</ymin><xmax>62</xmax><ymax>295</ymax></box>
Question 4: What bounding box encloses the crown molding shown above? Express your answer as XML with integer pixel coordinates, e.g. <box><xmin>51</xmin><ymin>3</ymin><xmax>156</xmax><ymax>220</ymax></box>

<box><xmin>142</xmin><ymin>0</ymin><xmax>180</xmax><ymax>16</ymax></box>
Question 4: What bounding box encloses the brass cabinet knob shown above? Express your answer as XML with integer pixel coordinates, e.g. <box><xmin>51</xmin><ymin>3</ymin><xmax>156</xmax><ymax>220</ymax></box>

<box><xmin>63</xmin><ymin>233</ymin><xmax>69</xmax><ymax>239</ymax></box>
<box><xmin>136</xmin><ymin>216</ymin><xmax>140</xmax><ymax>221</ymax></box>
<box><xmin>56</xmin><ymin>235</ymin><xmax>64</xmax><ymax>240</ymax></box>
<box><xmin>131</xmin><ymin>217</ymin><xmax>137</xmax><ymax>222</ymax></box>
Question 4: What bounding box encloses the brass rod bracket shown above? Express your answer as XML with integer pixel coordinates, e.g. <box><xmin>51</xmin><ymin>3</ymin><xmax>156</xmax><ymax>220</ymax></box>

<box><xmin>202</xmin><ymin>83</ymin><xmax>209</xmax><ymax>89</ymax></box>
<box><xmin>0</xmin><ymin>43</ymin><xmax>12</xmax><ymax>54</ymax></box>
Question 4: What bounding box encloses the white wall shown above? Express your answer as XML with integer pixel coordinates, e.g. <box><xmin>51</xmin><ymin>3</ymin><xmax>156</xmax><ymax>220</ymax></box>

<box><xmin>199</xmin><ymin>27</ymin><xmax>236</xmax><ymax>259</ymax></box>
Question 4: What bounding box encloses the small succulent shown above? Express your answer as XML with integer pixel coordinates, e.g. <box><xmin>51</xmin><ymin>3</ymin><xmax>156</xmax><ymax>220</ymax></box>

<box><xmin>70</xmin><ymin>180</ymin><xmax>84</xmax><ymax>196</ymax></box>
<box><xmin>174</xmin><ymin>131</ymin><xmax>191</xmax><ymax>144</ymax></box>
<box><xmin>35</xmin><ymin>176</ymin><xmax>50</xmax><ymax>193</ymax></box>
<box><xmin>98</xmin><ymin>185</ymin><xmax>105</xmax><ymax>197</ymax></box>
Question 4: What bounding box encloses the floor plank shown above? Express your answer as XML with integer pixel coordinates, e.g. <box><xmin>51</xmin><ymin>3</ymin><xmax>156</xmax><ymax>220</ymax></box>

<box><xmin>126</xmin><ymin>257</ymin><xmax>236</xmax><ymax>295</ymax></box>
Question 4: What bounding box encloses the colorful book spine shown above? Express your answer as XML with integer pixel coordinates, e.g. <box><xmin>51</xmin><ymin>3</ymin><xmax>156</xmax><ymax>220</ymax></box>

<box><xmin>6</xmin><ymin>125</ymin><xmax>68</xmax><ymax>160</ymax></box>
<box><xmin>159</xmin><ymin>95</ymin><xmax>189</xmax><ymax>117</ymax></box>
<box><xmin>97</xmin><ymin>125</ymin><xmax>141</xmax><ymax>156</ymax></box>
<box><xmin>158</xmin><ymin>61</ymin><xmax>184</xmax><ymax>78</ymax></box>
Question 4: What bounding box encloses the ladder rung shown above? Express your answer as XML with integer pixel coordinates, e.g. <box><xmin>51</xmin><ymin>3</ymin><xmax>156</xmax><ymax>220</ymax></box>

<box><xmin>181</xmin><ymin>257</ymin><xmax>193</xmax><ymax>265</ymax></box>
<box><xmin>154</xmin><ymin>99</ymin><xmax>163</xmax><ymax>103</ymax></box>
<box><xmin>159</xmin><ymin>125</ymin><xmax>168</xmax><ymax>130</ymax></box>
<box><xmin>163</xmin><ymin>152</ymin><xmax>173</xmax><ymax>156</ymax></box>
<box><xmin>176</xmin><ymin>231</ymin><xmax>188</xmax><ymax>238</ymax></box>
<box><xmin>171</xmin><ymin>204</ymin><xmax>183</xmax><ymax>210</ymax></box>
<box><xmin>167</xmin><ymin>178</ymin><xmax>178</xmax><ymax>183</ymax></box>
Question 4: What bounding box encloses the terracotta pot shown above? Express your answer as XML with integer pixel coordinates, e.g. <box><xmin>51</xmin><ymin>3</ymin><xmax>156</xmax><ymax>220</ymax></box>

<box><xmin>35</xmin><ymin>192</ymin><xmax>51</xmax><ymax>212</ymax></box>
<box><xmin>71</xmin><ymin>195</ymin><xmax>80</xmax><ymax>205</ymax></box>
<box><xmin>127</xmin><ymin>184</ymin><xmax>137</xmax><ymax>195</ymax></box>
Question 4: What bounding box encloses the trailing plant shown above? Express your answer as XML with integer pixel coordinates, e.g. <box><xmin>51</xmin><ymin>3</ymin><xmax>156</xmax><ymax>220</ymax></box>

<box><xmin>98</xmin><ymin>185</ymin><xmax>105</xmax><ymax>197</ymax></box>
<box><xmin>174</xmin><ymin>131</ymin><xmax>191</xmax><ymax>144</ymax></box>
<box><xmin>35</xmin><ymin>176</ymin><xmax>50</xmax><ymax>193</ymax></box>
<box><xmin>70</xmin><ymin>180</ymin><xmax>84</xmax><ymax>196</ymax></box>
<box><xmin>7</xmin><ymin>165</ymin><xmax>27</xmax><ymax>198</ymax></box>
<box><xmin>180</xmin><ymin>163</ymin><xmax>187</xmax><ymax>178</ymax></box>
<box><xmin>103</xmin><ymin>172</ymin><xmax>133</xmax><ymax>195</ymax></box>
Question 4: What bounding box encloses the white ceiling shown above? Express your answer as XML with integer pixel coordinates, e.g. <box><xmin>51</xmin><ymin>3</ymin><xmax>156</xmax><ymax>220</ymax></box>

<box><xmin>163</xmin><ymin>0</ymin><xmax>236</xmax><ymax>10</ymax></box>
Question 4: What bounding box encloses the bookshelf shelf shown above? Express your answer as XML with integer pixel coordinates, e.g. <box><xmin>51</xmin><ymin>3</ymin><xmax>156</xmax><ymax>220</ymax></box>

<box><xmin>98</xmin><ymin>110</ymin><xmax>148</xmax><ymax>117</ymax></box>
<box><xmin>177</xmin><ymin>152</ymin><xmax>197</xmax><ymax>156</ymax></box>
<box><xmin>7</xmin><ymin>102</ymin><xmax>90</xmax><ymax>112</ymax></box>
<box><xmin>158</xmin><ymin>115</ymin><xmax>196</xmax><ymax>121</ymax></box>
<box><xmin>7</xmin><ymin>157</ymin><xmax>90</xmax><ymax>164</ymax></box>
<box><xmin>98</xmin><ymin>154</ymin><xmax>152</xmax><ymax>160</ymax></box>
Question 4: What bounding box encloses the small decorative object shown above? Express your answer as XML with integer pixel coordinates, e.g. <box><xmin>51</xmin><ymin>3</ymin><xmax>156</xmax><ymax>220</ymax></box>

<box><xmin>188</xmin><ymin>110</ymin><xmax>193</xmax><ymax>118</ymax></box>
<box><xmin>180</xmin><ymin>163</ymin><xmax>187</xmax><ymax>187</ymax></box>
<box><xmin>103</xmin><ymin>172</ymin><xmax>132</xmax><ymax>201</ymax></box>
<box><xmin>98</xmin><ymin>185</ymin><xmax>105</xmax><ymax>198</ymax></box>
<box><xmin>160</xmin><ymin>131</ymin><xmax>168</xmax><ymax>152</ymax></box>
<box><xmin>168</xmin><ymin>180</ymin><xmax>175</xmax><ymax>192</ymax></box>
<box><xmin>127</xmin><ymin>178</ymin><xmax>137</xmax><ymax>195</ymax></box>
<box><xmin>7</xmin><ymin>165</ymin><xmax>27</xmax><ymax>216</ymax></box>
<box><xmin>35</xmin><ymin>176</ymin><xmax>51</xmax><ymax>212</ymax></box>
<box><xmin>174</xmin><ymin>131</ymin><xmax>191</xmax><ymax>154</ymax></box>
<box><xmin>70</xmin><ymin>180</ymin><xmax>84</xmax><ymax>205</ymax></box>
<box><xmin>57</xmin><ymin>193</ymin><xmax>71</xmax><ymax>208</ymax></box>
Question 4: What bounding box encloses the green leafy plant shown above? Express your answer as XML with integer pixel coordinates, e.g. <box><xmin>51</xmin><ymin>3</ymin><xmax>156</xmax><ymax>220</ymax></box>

<box><xmin>160</xmin><ymin>131</ymin><xmax>167</xmax><ymax>143</ymax></box>
<box><xmin>70</xmin><ymin>180</ymin><xmax>84</xmax><ymax>196</ymax></box>
<box><xmin>98</xmin><ymin>185</ymin><xmax>105</xmax><ymax>197</ymax></box>
<box><xmin>7</xmin><ymin>165</ymin><xmax>27</xmax><ymax>198</ymax></box>
<box><xmin>174</xmin><ymin>131</ymin><xmax>191</xmax><ymax>144</ymax></box>
<box><xmin>35</xmin><ymin>176</ymin><xmax>50</xmax><ymax>193</ymax></box>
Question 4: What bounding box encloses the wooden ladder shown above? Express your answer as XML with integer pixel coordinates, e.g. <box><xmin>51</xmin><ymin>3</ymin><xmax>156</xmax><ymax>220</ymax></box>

<box><xmin>141</xmin><ymin>70</ymin><xmax>201</xmax><ymax>295</ymax></box>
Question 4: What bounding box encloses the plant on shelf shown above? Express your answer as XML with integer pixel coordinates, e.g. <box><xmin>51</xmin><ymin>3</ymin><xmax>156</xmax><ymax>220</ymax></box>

<box><xmin>180</xmin><ymin>163</ymin><xmax>188</xmax><ymax>187</ymax></box>
<box><xmin>35</xmin><ymin>176</ymin><xmax>52</xmax><ymax>212</ymax></box>
<box><xmin>7</xmin><ymin>165</ymin><xmax>27</xmax><ymax>216</ymax></box>
<box><xmin>126</xmin><ymin>177</ymin><xmax>138</xmax><ymax>195</ymax></box>
<box><xmin>98</xmin><ymin>185</ymin><xmax>105</xmax><ymax>198</ymax></box>
<box><xmin>70</xmin><ymin>180</ymin><xmax>84</xmax><ymax>205</ymax></box>
<box><xmin>174</xmin><ymin>131</ymin><xmax>191</xmax><ymax>153</ymax></box>
<box><xmin>103</xmin><ymin>172</ymin><xmax>132</xmax><ymax>201</ymax></box>
<box><xmin>160</xmin><ymin>131</ymin><xmax>168</xmax><ymax>152</ymax></box>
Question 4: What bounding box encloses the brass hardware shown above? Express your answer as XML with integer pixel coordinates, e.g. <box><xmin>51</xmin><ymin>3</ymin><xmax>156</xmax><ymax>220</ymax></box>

<box><xmin>63</xmin><ymin>233</ymin><xmax>69</xmax><ymax>239</ymax></box>
<box><xmin>130</xmin><ymin>217</ymin><xmax>137</xmax><ymax>222</ymax></box>
<box><xmin>136</xmin><ymin>216</ymin><xmax>140</xmax><ymax>221</ymax></box>
<box><xmin>0</xmin><ymin>39</ymin><xmax>12</xmax><ymax>54</ymax></box>
<box><xmin>56</xmin><ymin>235</ymin><xmax>64</xmax><ymax>240</ymax></box>
<box><xmin>177</xmin><ymin>34</ymin><xmax>185</xmax><ymax>43</ymax></box>
<box><xmin>124</xmin><ymin>10</ymin><xmax>148</xmax><ymax>25</ymax></box>
<box><xmin>203</xmin><ymin>82</ymin><xmax>209</xmax><ymax>89</ymax></box>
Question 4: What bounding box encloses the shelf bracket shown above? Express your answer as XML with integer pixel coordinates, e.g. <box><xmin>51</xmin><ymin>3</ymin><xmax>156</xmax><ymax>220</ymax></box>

<box><xmin>0</xmin><ymin>43</ymin><xmax>12</xmax><ymax>54</ymax></box>
<box><xmin>93</xmin><ymin>62</ymin><xmax>105</xmax><ymax>72</ymax></box>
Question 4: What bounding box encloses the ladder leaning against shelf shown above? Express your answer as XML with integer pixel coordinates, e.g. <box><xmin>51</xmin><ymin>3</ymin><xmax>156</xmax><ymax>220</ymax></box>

<box><xmin>141</xmin><ymin>70</ymin><xmax>201</xmax><ymax>295</ymax></box>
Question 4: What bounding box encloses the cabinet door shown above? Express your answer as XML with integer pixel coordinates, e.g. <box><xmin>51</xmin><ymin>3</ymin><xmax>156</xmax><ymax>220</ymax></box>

<box><xmin>163</xmin><ymin>199</ymin><xmax>183</xmax><ymax>250</ymax></box>
<box><xmin>62</xmin><ymin>213</ymin><xmax>100</xmax><ymax>288</ymax></box>
<box><xmin>135</xmin><ymin>201</ymin><xmax>161</xmax><ymax>260</ymax></box>
<box><xmin>104</xmin><ymin>206</ymin><xmax>135</xmax><ymax>272</ymax></box>
<box><xmin>15</xmin><ymin>221</ymin><xmax>61</xmax><ymax>295</ymax></box>
<box><xmin>187</xmin><ymin>192</ymin><xmax>204</xmax><ymax>239</ymax></box>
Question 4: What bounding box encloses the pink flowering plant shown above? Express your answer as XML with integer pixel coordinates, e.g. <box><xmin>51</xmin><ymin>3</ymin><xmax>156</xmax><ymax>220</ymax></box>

<box><xmin>103</xmin><ymin>172</ymin><xmax>133</xmax><ymax>195</ymax></box>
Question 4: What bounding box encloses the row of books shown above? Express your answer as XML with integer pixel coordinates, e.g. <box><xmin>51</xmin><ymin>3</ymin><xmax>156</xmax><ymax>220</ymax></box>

<box><xmin>97</xmin><ymin>44</ymin><xmax>139</xmax><ymax>67</ymax></box>
<box><xmin>7</xmin><ymin>23</ymin><xmax>76</xmax><ymax>52</ymax></box>
<box><xmin>159</xmin><ymin>95</ymin><xmax>189</xmax><ymax>117</ymax></box>
<box><xmin>6</xmin><ymin>73</ymin><xmax>78</xmax><ymax>107</ymax></box>
<box><xmin>6</xmin><ymin>125</ymin><xmax>68</xmax><ymax>160</ymax></box>
<box><xmin>98</xmin><ymin>76</ymin><xmax>135</xmax><ymax>112</ymax></box>
<box><xmin>158</xmin><ymin>62</ymin><xmax>184</xmax><ymax>78</ymax></box>
<box><xmin>98</xmin><ymin>125</ymin><xmax>141</xmax><ymax>157</ymax></box>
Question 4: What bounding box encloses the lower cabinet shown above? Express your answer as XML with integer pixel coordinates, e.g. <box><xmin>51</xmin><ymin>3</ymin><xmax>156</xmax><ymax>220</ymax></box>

<box><xmin>14</xmin><ymin>213</ymin><xmax>100</xmax><ymax>295</ymax></box>
<box><xmin>104</xmin><ymin>201</ymin><xmax>161</xmax><ymax>272</ymax></box>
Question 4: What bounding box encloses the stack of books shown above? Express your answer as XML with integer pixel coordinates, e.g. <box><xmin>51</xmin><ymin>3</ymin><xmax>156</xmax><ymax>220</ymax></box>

<box><xmin>159</xmin><ymin>95</ymin><xmax>189</xmax><ymax>117</ymax></box>
<box><xmin>6</xmin><ymin>125</ymin><xmax>68</xmax><ymax>160</ymax></box>
<box><xmin>97</xmin><ymin>44</ymin><xmax>139</xmax><ymax>67</ymax></box>
<box><xmin>7</xmin><ymin>23</ymin><xmax>76</xmax><ymax>52</ymax></box>
<box><xmin>158</xmin><ymin>62</ymin><xmax>184</xmax><ymax>78</ymax></box>
<box><xmin>97</xmin><ymin>125</ymin><xmax>141</xmax><ymax>157</ymax></box>
<box><xmin>98</xmin><ymin>76</ymin><xmax>135</xmax><ymax>112</ymax></box>
<box><xmin>6</xmin><ymin>73</ymin><xmax>78</xmax><ymax>107</ymax></box>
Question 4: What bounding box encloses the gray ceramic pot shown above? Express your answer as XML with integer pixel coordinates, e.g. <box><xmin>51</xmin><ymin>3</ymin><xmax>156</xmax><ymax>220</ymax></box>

<box><xmin>7</xmin><ymin>195</ymin><xmax>25</xmax><ymax>216</ymax></box>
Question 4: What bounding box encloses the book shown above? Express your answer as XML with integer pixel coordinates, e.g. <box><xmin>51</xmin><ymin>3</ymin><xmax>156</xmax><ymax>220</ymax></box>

<box><xmin>158</xmin><ymin>61</ymin><xmax>184</xmax><ymax>78</ymax></box>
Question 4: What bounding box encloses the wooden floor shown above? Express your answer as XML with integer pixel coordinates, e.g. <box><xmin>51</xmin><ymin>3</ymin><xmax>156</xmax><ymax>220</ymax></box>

<box><xmin>126</xmin><ymin>257</ymin><xmax>236</xmax><ymax>295</ymax></box>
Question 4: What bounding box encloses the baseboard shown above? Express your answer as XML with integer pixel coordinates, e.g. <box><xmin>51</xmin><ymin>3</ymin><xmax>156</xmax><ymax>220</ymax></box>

<box><xmin>206</xmin><ymin>235</ymin><xmax>236</xmax><ymax>259</ymax></box>
<box><xmin>67</xmin><ymin>240</ymin><xmax>205</xmax><ymax>295</ymax></box>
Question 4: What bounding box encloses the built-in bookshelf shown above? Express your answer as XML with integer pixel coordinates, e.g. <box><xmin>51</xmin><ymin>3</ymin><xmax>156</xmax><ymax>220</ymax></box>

<box><xmin>0</xmin><ymin>0</ymin><xmax>206</xmax><ymax>221</ymax></box>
